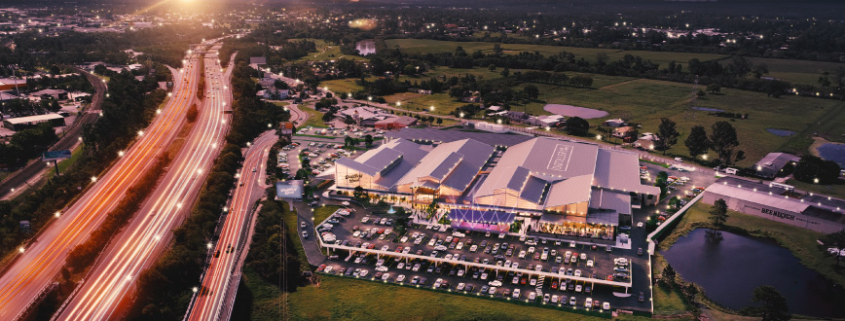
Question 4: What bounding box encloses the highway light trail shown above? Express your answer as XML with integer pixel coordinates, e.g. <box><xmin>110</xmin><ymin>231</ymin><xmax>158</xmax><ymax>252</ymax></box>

<box><xmin>187</xmin><ymin>131</ymin><xmax>276</xmax><ymax>321</ymax></box>
<box><xmin>0</xmin><ymin>49</ymin><xmax>201</xmax><ymax>320</ymax></box>
<box><xmin>58</xmin><ymin>41</ymin><xmax>233</xmax><ymax>321</ymax></box>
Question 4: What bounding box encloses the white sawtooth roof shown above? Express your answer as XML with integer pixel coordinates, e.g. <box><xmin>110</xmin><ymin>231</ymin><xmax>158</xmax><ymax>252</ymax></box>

<box><xmin>705</xmin><ymin>183</ymin><xmax>810</xmax><ymax>213</ymax></box>
<box><xmin>544</xmin><ymin>175</ymin><xmax>594</xmax><ymax>208</ymax></box>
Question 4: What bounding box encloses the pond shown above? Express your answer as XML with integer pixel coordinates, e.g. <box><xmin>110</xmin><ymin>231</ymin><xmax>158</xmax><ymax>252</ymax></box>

<box><xmin>766</xmin><ymin>128</ymin><xmax>796</xmax><ymax>137</ymax></box>
<box><xmin>356</xmin><ymin>40</ymin><xmax>376</xmax><ymax>56</ymax></box>
<box><xmin>817</xmin><ymin>143</ymin><xmax>845</xmax><ymax>168</ymax></box>
<box><xmin>662</xmin><ymin>229</ymin><xmax>845</xmax><ymax>318</ymax></box>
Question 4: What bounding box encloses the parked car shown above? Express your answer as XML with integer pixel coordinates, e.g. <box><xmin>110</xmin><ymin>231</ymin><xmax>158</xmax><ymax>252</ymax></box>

<box><xmin>513</xmin><ymin>288</ymin><xmax>521</xmax><ymax>299</ymax></box>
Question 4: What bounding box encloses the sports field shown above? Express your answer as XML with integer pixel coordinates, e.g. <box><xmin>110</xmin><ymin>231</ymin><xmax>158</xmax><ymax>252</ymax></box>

<box><xmin>291</xmin><ymin>39</ymin><xmax>370</xmax><ymax>63</ymax></box>
<box><xmin>746</xmin><ymin>57</ymin><xmax>844</xmax><ymax>87</ymax></box>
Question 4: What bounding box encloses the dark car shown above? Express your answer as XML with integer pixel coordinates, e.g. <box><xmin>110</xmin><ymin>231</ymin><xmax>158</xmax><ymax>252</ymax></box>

<box><xmin>480</xmin><ymin>240</ymin><xmax>487</xmax><ymax>247</ymax></box>
<box><xmin>345</xmin><ymin>267</ymin><xmax>354</xmax><ymax>276</ymax></box>
<box><xmin>449</xmin><ymin>269</ymin><xmax>457</xmax><ymax>276</ymax></box>
<box><xmin>440</xmin><ymin>281</ymin><xmax>450</xmax><ymax>289</ymax></box>
<box><xmin>533</xmin><ymin>253</ymin><xmax>540</xmax><ymax>260</ymax></box>
<box><xmin>420</xmin><ymin>277</ymin><xmax>428</xmax><ymax>286</ymax></box>
<box><xmin>584</xmin><ymin>286</ymin><xmax>591</xmax><ymax>294</ymax></box>
<box><xmin>465</xmin><ymin>284</ymin><xmax>474</xmax><ymax>292</ymax></box>
<box><xmin>639</xmin><ymin>292</ymin><xmax>645</xmax><ymax>302</ymax></box>
<box><xmin>375</xmin><ymin>271</ymin><xmax>383</xmax><ymax>279</ymax></box>
<box><xmin>568</xmin><ymin>283</ymin><xmax>575</xmax><ymax>291</ymax></box>
<box><xmin>638</xmin><ymin>247</ymin><xmax>644</xmax><ymax>255</ymax></box>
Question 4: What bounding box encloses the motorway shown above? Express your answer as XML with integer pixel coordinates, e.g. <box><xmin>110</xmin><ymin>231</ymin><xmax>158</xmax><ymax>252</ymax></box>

<box><xmin>56</xmin><ymin>43</ymin><xmax>233</xmax><ymax>320</ymax></box>
<box><xmin>186</xmin><ymin>131</ymin><xmax>277</xmax><ymax>321</ymax></box>
<box><xmin>0</xmin><ymin>48</ymin><xmax>201</xmax><ymax>320</ymax></box>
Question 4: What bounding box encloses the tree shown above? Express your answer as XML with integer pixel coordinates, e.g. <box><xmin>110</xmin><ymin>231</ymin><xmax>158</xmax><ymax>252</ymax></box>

<box><xmin>353</xmin><ymin>186</ymin><xmax>367</xmax><ymax>204</ymax></box>
<box><xmin>685</xmin><ymin>125</ymin><xmax>710</xmax><ymax>159</ymax></box>
<box><xmin>344</xmin><ymin>135</ymin><xmax>354</xmax><ymax>147</ymax></box>
<box><xmin>436</xmin><ymin>118</ymin><xmax>443</xmax><ymax>126</ymax></box>
<box><xmin>696</xmin><ymin>89</ymin><xmax>706</xmax><ymax>98</ymax></box>
<box><xmin>793</xmin><ymin>155</ymin><xmax>841</xmax><ymax>184</ymax></box>
<box><xmin>364</xmin><ymin>134</ymin><xmax>374</xmax><ymax>148</ymax></box>
<box><xmin>186</xmin><ymin>104</ymin><xmax>198</xmax><ymax>123</ymax></box>
<box><xmin>709</xmin><ymin>198</ymin><xmax>729</xmax><ymax>229</ymax></box>
<box><xmin>709</xmin><ymin>121</ymin><xmax>740</xmax><ymax>165</ymax></box>
<box><xmin>656</xmin><ymin>118</ymin><xmax>680</xmax><ymax>155</ymax></box>
<box><xmin>393</xmin><ymin>207</ymin><xmax>411</xmax><ymax>236</ymax></box>
<box><xmin>751</xmin><ymin>286</ymin><xmax>791</xmax><ymax>321</ymax></box>
<box><xmin>523</xmin><ymin>84</ymin><xmax>539</xmax><ymax>99</ymax></box>
<box><xmin>706</xmin><ymin>83</ymin><xmax>721</xmax><ymax>93</ymax></box>
<box><xmin>322</xmin><ymin>111</ymin><xmax>335</xmax><ymax>122</ymax></box>
<box><xmin>661</xmin><ymin>264</ymin><xmax>677</xmax><ymax>287</ymax></box>
<box><xmin>822</xmin><ymin>231</ymin><xmax>845</xmax><ymax>266</ymax></box>
<box><xmin>564</xmin><ymin>117</ymin><xmax>590</xmax><ymax>136</ymax></box>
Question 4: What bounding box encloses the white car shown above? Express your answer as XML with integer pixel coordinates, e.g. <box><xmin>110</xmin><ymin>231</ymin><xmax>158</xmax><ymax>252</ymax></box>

<box><xmin>396</xmin><ymin>274</ymin><xmax>406</xmax><ymax>282</ymax></box>
<box><xmin>361</xmin><ymin>216</ymin><xmax>370</xmax><ymax>223</ymax></box>
<box><xmin>528</xmin><ymin>247</ymin><xmax>536</xmax><ymax>253</ymax></box>
<box><xmin>528</xmin><ymin>292</ymin><xmax>536</xmax><ymax>301</ymax></box>
<box><xmin>513</xmin><ymin>288</ymin><xmax>521</xmax><ymax>298</ymax></box>
<box><xmin>375</xmin><ymin>265</ymin><xmax>389</xmax><ymax>272</ymax></box>
<box><xmin>587</xmin><ymin>260</ymin><xmax>594</xmax><ymax>268</ymax></box>
<box><xmin>434</xmin><ymin>278</ymin><xmax>443</xmax><ymax>288</ymax></box>
<box><xmin>381</xmin><ymin>245</ymin><xmax>390</xmax><ymax>251</ymax></box>
<box><xmin>488</xmin><ymin>280</ymin><xmax>503</xmax><ymax>287</ymax></box>
<box><xmin>569</xmin><ymin>296</ymin><xmax>577</xmax><ymax>305</ymax></box>
<box><xmin>574</xmin><ymin>269</ymin><xmax>582</xmax><ymax>277</ymax></box>
<box><xmin>400</xmin><ymin>236</ymin><xmax>409</xmax><ymax>243</ymax></box>
<box><xmin>381</xmin><ymin>273</ymin><xmax>391</xmax><ymax>281</ymax></box>
<box><xmin>512</xmin><ymin>276</ymin><xmax>519</xmax><ymax>284</ymax></box>
<box><xmin>428</xmin><ymin>238</ymin><xmax>437</xmax><ymax>247</ymax></box>
<box><xmin>397</xmin><ymin>262</ymin><xmax>405</xmax><ymax>270</ymax></box>
<box><xmin>324</xmin><ymin>266</ymin><xmax>333</xmax><ymax>274</ymax></box>
<box><xmin>488</xmin><ymin>286</ymin><xmax>497</xmax><ymax>295</ymax></box>
<box><xmin>602</xmin><ymin>301</ymin><xmax>610</xmax><ymax>310</ymax></box>
<box><xmin>457</xmin><ymin>269</ymin><xmax>465</xmax><ymax>277</ymax></box>
<box><xmin>470</xmin><ymin>245</ymin><xmax>478</xmax><ymax>252</ymax></box>
<box><xmin>412</xmin><ymin>263</ymin><xmax>421</xmax><ymax>271</ymax></box>
<box><xmin>301</xmin><ymin>231</ymin><xmax>308</xmax><ymax>238</ymax></box>
<box><xmin>456</xmin><ymin>242</ymin><xmax>464</xmax><ymax>250</ymax></box>
<box><xmin>529</xmin><ymin>278</ymin><xmax>537</xmax><ymax>286</ymax></box>
<box><xmin>585</xmin><ymin>297</ymin><xmax>593</xmax><ymax>308</ymax></box>
<box><xmin>535</xmin><ymin>264</ymin><xmax>542</xmax><ymax>272</ymax></box>
<box><xmin>518</xmin><ymin>250</ymin><xmax>526</xmax><ymax>259</ymax></box>
<box><xmin>352</xmin><ymin>231</ymin><xmax>361</xmax><ymax>238</ymax></box>
<box><xmin>480</xmin><ymin>272</ymin><xmax>489</xmax><ymax>280</ymax></box>
<box><xmin>580</xmin><ymin>253</ymin><xmax>587</xmax><ymax>260</ymax></box>
<box><xmin>358</xmin><ymin>269</ymin><xmax>368</xmax><ymax>277</ymax></box>
<box><xmin>300</xmin><ymin>221</ymin><xmax>306</xmax><ymax>229</ymax></box>
<box><xmin>637</xmin><ymin>222</ymin><xmax>644</xmax><ymax>228</ymax></box>
<box><xmin>575</xmin><ymin>284</ymin><xmax>583</xmax><ymax>292</ymax></box>
<box><xmin>457</xmin><ymin>283</ymin><xmax>466</xmax><ymax>291</ymax></box>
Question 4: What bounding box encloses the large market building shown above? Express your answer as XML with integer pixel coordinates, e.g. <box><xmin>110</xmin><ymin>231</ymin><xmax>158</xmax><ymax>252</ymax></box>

<box><xmin>332</xmin><ymin>136</ymin><xmax>661</xmax><ymax>239</ymax></box>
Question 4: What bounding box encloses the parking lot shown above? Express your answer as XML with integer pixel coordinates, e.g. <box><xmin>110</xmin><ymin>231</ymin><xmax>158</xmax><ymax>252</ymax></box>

<box><xmin>311</xmin><ymin>207</ymin><xmax>648</xmax><ymax>314</ymax></box>
<box><xmin>278</xmin><ymin>126</ymin><xmax>386</xmax><ymax>178</ymax></box>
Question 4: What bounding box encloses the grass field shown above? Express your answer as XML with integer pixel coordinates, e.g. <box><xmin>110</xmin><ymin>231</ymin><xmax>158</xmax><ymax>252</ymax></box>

<box><xmin>786</xmin><ymin>179</ymin><xmax>845</xmax><ymax>200</ymax></box>
<box><xmin>287</xmin><ymin>275</ymin><xmax>654</xmax><ymax>321</ymax></box>
<box><xmin>658</xmin><ymin>201</ymin><xmax>844</xmax><ymax>287</ymax></box>
<box><xmin>745</xmin><ymin>57</ymin><xmax>845</xmax><ymax>87</ymax></box>
<box><xmin>385</xmin><ymin>39</ymin><xmax>727</xmax><ymax>70</ymax></box>
<box><xmin>324</xmin><ymin>67</ymin><xmax>844</xmax><ymax>167</ymax></box>
<box><xmin>279</xmin><ymin>200</ymin><xmax>312</xmax><ymax>272</ymax></box>
<box><xmin>291</xmin><ymin>39</ymin><xmax>370</xmax><ymax>63</ymax></box>
<box><xmin>297</xmin><ymin>105</ymin><xmax>330</xmax><ymax>128</ymax></box>
<box><xmin>652</xmin><ymin>254</ymin><xmax>692</xmax><ymax>316</ymax></box>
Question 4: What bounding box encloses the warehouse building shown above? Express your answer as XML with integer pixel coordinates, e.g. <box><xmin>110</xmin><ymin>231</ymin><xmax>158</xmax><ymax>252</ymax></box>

<box><xmin>702</xmin><ymin>178</ymin><xmax>845</xmax><ymax>234</ymax></box>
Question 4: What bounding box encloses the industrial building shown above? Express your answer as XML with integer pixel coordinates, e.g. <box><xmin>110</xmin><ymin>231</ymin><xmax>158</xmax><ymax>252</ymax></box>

<box><xmin>701</xmin><ymin>178</ymin><xmax>845</xmax><ymax>234</ymax></box>
<box><xmin>332</xmin><ymin>135</ymin><xmax>660</xmax><ymax>239</ymax></box>
<box><xmin>2</xmin><ymin>114</ymin><xmax>65</xmax><ymax>131</ymax></box>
